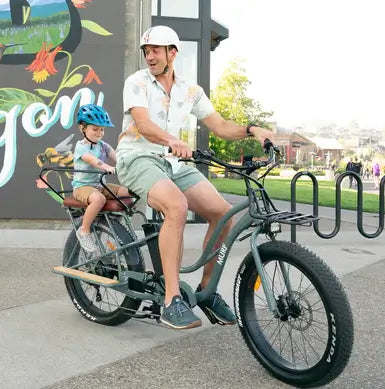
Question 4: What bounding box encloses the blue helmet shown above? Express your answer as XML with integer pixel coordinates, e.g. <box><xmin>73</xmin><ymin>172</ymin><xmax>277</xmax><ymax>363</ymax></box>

<box><xmin>77</xmin><ymin>104</ymin><xmax>115</xmax><ymax>127</ymax></box>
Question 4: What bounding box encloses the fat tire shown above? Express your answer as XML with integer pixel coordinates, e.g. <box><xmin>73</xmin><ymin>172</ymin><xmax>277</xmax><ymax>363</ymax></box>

<box><xmin>233</xmin><ymin>240</ymin><xmax>353</xmax><ymax>387</ymax></box>
<box><xmin>63</xmin><ymin>217</ymin><xmax>145</xmax><ymax>326</ymax></box>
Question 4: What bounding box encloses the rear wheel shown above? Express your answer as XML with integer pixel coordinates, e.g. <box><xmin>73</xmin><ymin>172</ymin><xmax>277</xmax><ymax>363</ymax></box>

<box><xmin>63</xmin><ymin>217</ymin><xmax>145</xmax><ymax>326</ymax></box>
<box><xmin>234</xmin><ymin>241</ymin><xmax>353</xmax><ymax>387</ymax></box>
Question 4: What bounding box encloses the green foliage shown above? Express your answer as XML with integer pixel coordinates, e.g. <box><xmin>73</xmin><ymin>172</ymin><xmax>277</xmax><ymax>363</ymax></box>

<box><xmin>298</xmin><ymin>168</ymin><xmax>326</xmax><ymax>176</ymax></box>
<box><xmin>209</xmin><ymin>59</ymin><xmax>273</xmax><ymax>162</ymax></box>
<box><xmin>309</xmin><ymin>170</ymin><xmax>326</xmax><ymax>176</ymax></box>
<box><xmin>344</xmin><ymin>149</ymin><xmax>355</xmax><ymax>157</ymax></box>
<box><xmin>258</xmin><ymin>168</ymin><xmax>280</xmax><ymax>176</ymax></box>
<box><xmin>81</xmin><ymin>20</ymin><xmax>113</xmax><ymax>36</ymax></box>
<box><xmin>0</xmin><ymin>13</ymin><xmax>70</xmax><ymax>54</ymax></box>
<box><xmin>0</xmin><ymin>88</ymin><xmax>44</xmax><ymax>123</ymax></box>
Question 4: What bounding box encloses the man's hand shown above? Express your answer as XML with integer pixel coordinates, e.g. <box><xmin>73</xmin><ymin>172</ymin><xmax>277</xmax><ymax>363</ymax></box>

<box><xmin>168</xmin><ymin>138</ymin><xmax>192</xmax><ymax>159</ymax></box>
<box><xmin>248</xmin><ymin>125</ymin><xmax>275</xmax><ymax>146</ymax></box>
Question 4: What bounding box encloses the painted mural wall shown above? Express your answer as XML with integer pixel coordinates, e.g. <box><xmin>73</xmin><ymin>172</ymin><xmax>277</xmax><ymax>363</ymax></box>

<box><xmin>0</xmin><ymin>0</ymin><xmax>126</xmax><ymax>218</ymax></box>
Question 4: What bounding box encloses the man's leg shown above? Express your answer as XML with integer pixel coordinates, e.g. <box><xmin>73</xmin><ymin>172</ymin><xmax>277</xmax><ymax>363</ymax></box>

<box><xmin>147</xmin><ymin>179</ymin><xmax>202</xmax><ymax>329</ymax></box>
<box><xmin>184</xmin><ymin>180</ymin><xmax>236</xmax><ymax>324</ymax></box>
<box><xmin>147</xmin><ymin>179</ymin><xmax>187</xmax><ymax>304</ymax></box>
<box><xmin>117</xmin><ymin>155</ymin><xmax>202</xmax><ymax>329</ymax></box>
<box><xmin>184</xmin><ymin>180</ymin><xmax>232</xmax><ymax>285</ymax></box>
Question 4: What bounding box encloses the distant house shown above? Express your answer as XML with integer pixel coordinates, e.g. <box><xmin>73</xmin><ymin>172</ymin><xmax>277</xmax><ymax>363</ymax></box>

<box><xmin>274</xmin><ymin>132</ymin><xmax>316</xmax><ymax>164</ymax></box>
<box><xmin>274</xmin><ymin>133</ymin><xmax>344</xmax><ymax>166</ymax></box>
<box><xmin>310</xmin><ymin>137</ymin><xmax>344</xmax><ymax>165</ymax></box>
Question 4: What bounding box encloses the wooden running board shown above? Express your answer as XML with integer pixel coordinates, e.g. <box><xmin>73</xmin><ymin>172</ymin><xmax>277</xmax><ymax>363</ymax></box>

<box><xmin>52</xmin><ymin>266</ymin><xmax>119</xmax><ymax>285</ymax></box>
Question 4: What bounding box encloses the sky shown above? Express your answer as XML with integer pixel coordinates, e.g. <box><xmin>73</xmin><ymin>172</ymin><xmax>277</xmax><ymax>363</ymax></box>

<box><xmin>211</xmin><ymin>0</ymin><xmax>385</xmax><ymax>130</ymax></box>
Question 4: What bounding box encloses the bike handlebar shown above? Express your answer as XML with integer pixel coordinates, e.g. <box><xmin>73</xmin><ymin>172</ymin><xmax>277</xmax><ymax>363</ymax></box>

<box><xmin>186</xmin><ymin>138</ymin><xmax>280</xmax><ymax>175</ymax></box>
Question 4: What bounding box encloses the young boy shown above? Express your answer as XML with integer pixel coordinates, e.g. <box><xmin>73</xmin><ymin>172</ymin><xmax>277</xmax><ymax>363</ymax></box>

<box><xmin>72</xmin><ymin>104</ymin><xmax>129</xmax><ymax>252</ymax></box>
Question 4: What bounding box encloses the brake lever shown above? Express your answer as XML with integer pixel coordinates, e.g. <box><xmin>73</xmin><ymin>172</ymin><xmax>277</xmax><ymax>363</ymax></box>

<box><xmin>263</xmin><ymin>138</ymin><xmax>273</xmax><ymax>153</ymax></box>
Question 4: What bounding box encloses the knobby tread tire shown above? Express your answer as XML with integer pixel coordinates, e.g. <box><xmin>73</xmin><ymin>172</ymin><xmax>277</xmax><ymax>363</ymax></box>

<box><xmin>233</xmin><ymin>240</ymin><xmax>354</xmax><ymax>388</ymax></box>
<box><xmin>63</xmin><ymin>217</ymin><xmax>145</xmax><ymax>326</ymax></box>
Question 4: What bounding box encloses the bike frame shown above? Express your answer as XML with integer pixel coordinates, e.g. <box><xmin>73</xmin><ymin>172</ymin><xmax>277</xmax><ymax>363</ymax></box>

<box><xmin>42</xmin><ymin>148</ymin><xmax>316</xmax><ymax>315</ymax></box>
<box><xmin>39</xmin><ymin>151</ymin><xmax>354</xmax><ymax>388</ymax></box>
<box><xmin>60</xmin><ymin>194</ymin><xmax>276</xmax><ymax>309</ymax></box>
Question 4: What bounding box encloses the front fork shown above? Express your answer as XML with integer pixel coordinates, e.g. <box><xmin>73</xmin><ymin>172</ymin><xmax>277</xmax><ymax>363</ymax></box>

<box><xmin>250</xmin><ymin>228</ymin><xmax>293</xmax><ymax>318</ymax></box>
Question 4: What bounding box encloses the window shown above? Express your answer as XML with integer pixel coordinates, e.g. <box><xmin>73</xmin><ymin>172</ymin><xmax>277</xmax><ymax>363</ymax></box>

<box><xmin>174</xmin><ymin>41</ymin><xmax>198</xmax><ymax>84</ymax></box>
<box><xmin>161</xmin><ymin>0</ymin><xmax>199</xmax><ymax>18</ymax></box>
<box><xmin>174</xmin><ymin>41</ymin><xmax>198</xmax><ymax>150</ymax></box>
<box><xmin>151</xmin><ymin>0</ymin><xmax>158</xmax><ymax>16</ymax></box>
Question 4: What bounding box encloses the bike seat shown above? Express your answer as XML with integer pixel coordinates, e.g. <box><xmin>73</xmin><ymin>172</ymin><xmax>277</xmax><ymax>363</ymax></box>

<box><xmin>63</xmin><ymin>196</ymin><xmax>136</xmax><ymax>211</ymax></box>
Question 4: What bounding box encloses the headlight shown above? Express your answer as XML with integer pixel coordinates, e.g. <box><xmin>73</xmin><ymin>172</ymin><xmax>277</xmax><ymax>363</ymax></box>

<box><xmin>269</xmin><ymin>222</ymin><xmax>281</xmax><ymax>233</ymax></box>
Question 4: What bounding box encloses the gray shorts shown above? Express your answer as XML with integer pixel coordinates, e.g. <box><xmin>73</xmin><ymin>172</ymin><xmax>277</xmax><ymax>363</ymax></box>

<box><xmin>116</xmin><ymin>153</ymin><xmax>207</xmax><ymax>204</ymax></box>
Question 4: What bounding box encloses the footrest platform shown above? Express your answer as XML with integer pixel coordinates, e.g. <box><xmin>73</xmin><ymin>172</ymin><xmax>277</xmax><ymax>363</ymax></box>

<box><xmin>52</xmin><ymin>266</ymin><xmax>119</xmax><ymax>285</ymax></box>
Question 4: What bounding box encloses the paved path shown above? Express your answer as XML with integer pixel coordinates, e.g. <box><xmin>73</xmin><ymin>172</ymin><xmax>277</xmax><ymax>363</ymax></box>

<box><xmin>0</xmin><ymin>195</ymin><xmax>384</xmax><ymax>388</ymax></box>
<box><xmin>44</xmin><ymin>259</ymin><xmax>385</xmax><ymax>389</ymax></box>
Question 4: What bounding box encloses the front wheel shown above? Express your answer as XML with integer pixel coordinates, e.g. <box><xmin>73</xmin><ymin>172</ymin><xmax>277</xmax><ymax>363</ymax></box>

<box><xmin>233</xmin><ymin>241</ymin><xmax>353</xmax><ymax>388</ymax></box>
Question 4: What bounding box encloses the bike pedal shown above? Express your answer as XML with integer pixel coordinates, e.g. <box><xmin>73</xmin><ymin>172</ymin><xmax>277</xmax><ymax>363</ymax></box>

<box><xmin>201</xmin><ymin>307</ymin><xmax>219</xmax><ymax>325</ymax></box>
<box><xmin>201</xmin><ymin>307</ymin><xmax>233</xmax><ymax>326</ymax></box>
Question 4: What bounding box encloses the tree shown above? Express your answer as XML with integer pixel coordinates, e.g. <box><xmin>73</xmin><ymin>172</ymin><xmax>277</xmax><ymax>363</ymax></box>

<box><xmin>209</xmin><ymin>58</ymin><xmax>273</xmax><ymax>161</ymax></box>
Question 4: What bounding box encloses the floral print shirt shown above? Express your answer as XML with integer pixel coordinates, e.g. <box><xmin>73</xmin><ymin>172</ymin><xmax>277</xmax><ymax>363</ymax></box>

<box><xmin>116</xmin><ymin>69</ymin><xmax>214</xmax><ymax>156</ymax></box>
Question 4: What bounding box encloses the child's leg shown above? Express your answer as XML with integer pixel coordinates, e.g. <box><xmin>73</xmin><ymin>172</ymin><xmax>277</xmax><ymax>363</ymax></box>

<box><xmin>117</xmin><ymin>185</ymin><xmax>130</xmax><ymax>197</ymax></box>
<box><xmin>80</xmin><ymin>190</ymin><xmax>106</xmax><ymax>234</ymax></box>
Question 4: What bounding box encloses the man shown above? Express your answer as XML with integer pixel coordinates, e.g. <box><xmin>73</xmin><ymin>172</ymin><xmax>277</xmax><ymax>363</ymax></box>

<box><xmin>116</xmin><ymin>25</ymin><xmax>273</xmax><ymax>330</ymax></box>
<box><xmin>346</xmin><ymin>158</ymin><xmax>355</xmax><ymax>188</ymax></box>
<box><xmin>353</xmin><ymin>157</ymin><xmax>362</xmax><ymax>178</ymax></box>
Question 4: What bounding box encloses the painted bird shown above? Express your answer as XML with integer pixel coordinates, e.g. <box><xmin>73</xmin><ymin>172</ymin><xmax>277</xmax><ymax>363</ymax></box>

<box><xmin>0</xmin><ymin>43</ymin><xmax>25</xmax><ymax>62</ymax></box>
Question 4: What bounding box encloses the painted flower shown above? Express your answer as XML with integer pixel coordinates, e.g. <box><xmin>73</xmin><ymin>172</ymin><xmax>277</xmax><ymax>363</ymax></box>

<box><xmin>71</xmin><ymin>0</ymin><xmax>93</xmax><ymax>8</ymax></box>
<box><xmin>25</xmin><ymin>42</ymin><xmax>62</xmax><ymax>83</ymax></box>
<box><xmin>83</xmin><ymin>68</ymin><xmax>103</xmax><ymax>85</ymax></box>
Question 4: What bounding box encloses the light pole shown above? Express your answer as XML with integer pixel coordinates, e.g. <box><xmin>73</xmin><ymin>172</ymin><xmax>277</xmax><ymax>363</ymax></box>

<box><xmin>325</xmin><ymin>151</ymin><xmax>331</xmax><ymax>168</ymax></box>
<box><xmin>309</xmin><ymin>152</ymin><xmax>316</xmax><ymax>170</ymax></box>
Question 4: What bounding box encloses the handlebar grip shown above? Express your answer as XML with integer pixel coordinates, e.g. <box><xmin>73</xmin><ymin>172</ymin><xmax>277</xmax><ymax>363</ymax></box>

<box><xmin>263</xmin><ymin>138</ymin><xmax>273</xmax><ymax>152</ymax></box>
<box><xmin>263</xmin><ymin>138</ymin><xmax>281</xmax><ymax>155</ymax></box>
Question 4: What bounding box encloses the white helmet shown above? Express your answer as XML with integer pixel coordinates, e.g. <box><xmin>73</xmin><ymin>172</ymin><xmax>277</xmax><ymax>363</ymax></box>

<box><xmin>140</xmin><ymin>25</ymin><xmax>180</xmax><ymax>51</ymax></box>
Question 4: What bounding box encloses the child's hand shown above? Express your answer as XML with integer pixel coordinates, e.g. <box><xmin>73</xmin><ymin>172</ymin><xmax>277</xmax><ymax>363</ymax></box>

<box><xmin>102</xmin><ymin>164</ymin><xmax>116</xmax><ymax>174</ymax></box>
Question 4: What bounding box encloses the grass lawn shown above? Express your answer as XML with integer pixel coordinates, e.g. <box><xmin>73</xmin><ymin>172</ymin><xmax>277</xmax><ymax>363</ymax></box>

<box><xmin>210</xmin><ymin>177</ymin><xmax>382</xmax><ymax>213</ymax></box>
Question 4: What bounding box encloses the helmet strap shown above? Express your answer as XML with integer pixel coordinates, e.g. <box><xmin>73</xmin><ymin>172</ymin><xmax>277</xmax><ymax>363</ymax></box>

<box><xmin>82</xmin><ymin>131</ymin><xmax>97</xmax><ymax>149</ymax></box>
<box><xmin>162</xmin><ymin>65</ymin><xmax>169</xmax><ymax>74</ymax></box>
<box><xmin>162</xmin><ymin>46</ymin><xmax>169</xmax><ymax>74</ymax></box>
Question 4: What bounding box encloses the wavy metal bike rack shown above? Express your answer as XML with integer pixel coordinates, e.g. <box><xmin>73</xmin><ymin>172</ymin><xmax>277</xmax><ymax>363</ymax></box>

<box><xmin>290</xmin><ymin>171</ymin><xmax>385</xmax><ymax>242</ymax></box>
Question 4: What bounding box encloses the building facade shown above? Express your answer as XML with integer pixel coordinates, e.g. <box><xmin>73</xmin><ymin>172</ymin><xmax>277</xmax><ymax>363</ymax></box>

<box><xmin>0</xmin><ymin>0</ymin><xmax>227</xmax><ymax>219</ymax></box>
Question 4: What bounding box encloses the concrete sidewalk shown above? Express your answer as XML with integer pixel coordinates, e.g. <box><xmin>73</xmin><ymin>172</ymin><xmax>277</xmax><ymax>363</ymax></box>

<box><xmin>0</xmin><ymin>195</ymin><xmax>384</xmax><ymax>388</ymax></box>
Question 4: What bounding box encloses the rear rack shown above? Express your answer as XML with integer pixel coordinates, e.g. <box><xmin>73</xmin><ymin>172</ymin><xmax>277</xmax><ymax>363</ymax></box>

<box><xmin>247</xmin><ymin>187</ymin><xmax>318</xmax><ymax>226</ymax></box>
<box><xmin>259</xmin><ymin>211</ymin><xmax>319</xmax><ymax>226</ymax></box>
